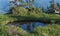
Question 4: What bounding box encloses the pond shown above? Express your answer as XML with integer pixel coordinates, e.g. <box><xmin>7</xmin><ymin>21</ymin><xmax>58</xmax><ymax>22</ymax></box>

<box><xmin>7</xmin><ymin>22</ymin><xmax>48</xmax><ymax>32</ymax></box>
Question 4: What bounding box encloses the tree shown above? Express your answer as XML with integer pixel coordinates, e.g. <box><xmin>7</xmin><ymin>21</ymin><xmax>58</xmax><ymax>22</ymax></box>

<box><xmin>56</xmin><ymin>3</ymin><xmax>60</xmax><ymax>8</ymax></box>
<box><xmin>48</xmin><ymin>0</ymin><xmax>55</xmax><ymax>13</ymax></box>
<box><xmin>47</xmin><ymin>0</ymin><xmax>60</xmax><ymax>14</ymax></box>
<box><xmin>10</xmin><ymin>0</ymin><xmax>35</xmax><ymax>7</ymax></box>
<box><xmin>26</xmin><ymin>0</ymin><xmax>35</xmax><ymax>7</ymax></box>
<box><xmin>9</xmin><ymin>0</ymin><xmax>35</xmax><ymax>15</ymax></box>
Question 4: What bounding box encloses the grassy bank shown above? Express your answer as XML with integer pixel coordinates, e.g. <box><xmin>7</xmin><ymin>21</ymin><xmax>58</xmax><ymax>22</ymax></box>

<box><xmin>0</xmin><ymin>12</ymin><xmax>60</xmax><ymax>24</ymax></box>
<box><xmin>32</xmin><ymin>24</ymin><xmax>60</xmax><ymax>36</ymax></box>
<box><xmin>0</xmin><ymin>13</ymin><xmax>60</xmax><ymax>36</ymax></box>
<box><xmin>0</xmin><ymin>14</ymin><xmax>17</xmax><ymax>25</ymax></box>
<box><xmin>7</xmin><ymin>7</ymin><xmax>60</xmax><ymax>24</ymax></box>
<box><xmin>0</xmin><ymin>24</ymin><xmax>60</xmax><ymax>36</ymax></box>
<box><xmin>0</xmin><ymin>25</ymin><xmax>29</xmax><ymax>36</ymax></box>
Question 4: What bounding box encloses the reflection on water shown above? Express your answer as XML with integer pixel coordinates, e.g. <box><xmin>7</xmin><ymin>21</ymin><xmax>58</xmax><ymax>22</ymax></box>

<box><xmin>21</xmin><ymin>22</ymin><xmax>47</xmax><ymax>32</ymax></box>
<box><xmin>7</xmin><ymin>22</ymin><xmax>47</xmax><ymax>32</ymax></box>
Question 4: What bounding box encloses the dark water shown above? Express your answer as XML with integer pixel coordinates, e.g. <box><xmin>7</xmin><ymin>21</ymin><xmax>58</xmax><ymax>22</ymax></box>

<box><xmin>21</xmin><ymin>22</ymin><xmax>47</xmax><ymax>32</ymax></box>
<box><xmin>7</xmin><ymin>22</ymin><xmax>47</xmax><ymax>32</ymax></box>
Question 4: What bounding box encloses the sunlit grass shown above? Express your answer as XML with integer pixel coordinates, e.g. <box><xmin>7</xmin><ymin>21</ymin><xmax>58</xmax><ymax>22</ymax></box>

<box><xmin>0</xmin><ymin>24</ymin><xmax>60</xmax><ymax>36</ymax></box>
<box><xmin>1</xmin><ymin>11</ymin><xmax>60</xmax><ymax>24</ymax></box>
<box><xmin>0</xmin><ymin>25</ymin><xmax>29</xmax><ymax>36</ymax></box>
<box><xmin>0</xmin><ymin>14</ymin><xmax>17</xmax><ymax>25</ymax></box>
<box><xmin>32</xmin><ymin>24</ymin><xmax>60</xmax><ymax>36</ymax></box>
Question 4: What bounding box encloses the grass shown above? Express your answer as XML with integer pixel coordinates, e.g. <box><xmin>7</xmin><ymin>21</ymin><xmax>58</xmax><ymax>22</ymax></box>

<box><xmin>0</xmin><ymin>24</ymin><xmax>60</xmax><ymax>36</ymax></box>
<box><xmin>0</xmin><ymin>14</ymin><xmax>17</xmax><ymax>25</ymax></box>
<box><xmin>0</xmin><ymin>7</ymin><xmax>60</xmax><ymax>36</ymax></box>
<box><xmin>0</xmin><ymin>7</ymin><xmax>59</xmax><ymax>24</ymax></box>
<box><xmin>0</xmin><ymin>14</ymin><xmax>60</xmax><ymax>36</ymax></box>
<box><xmin>7</xmin><ymin>7</ymin><xmax>60</xmax><ymax>24</ymax></box>
<box><xmin>1</xmin><ymin>12</ymin><xmax>60</xmax><ymax>24</ymax></box>
<box><xmin>7</xmin><ymin>12</ymin><xmax>60</xmax><ymax>24</ymax></box>
<box><xmin>0</xmin><ymin>25</ymin><xmax>29</xmax><ymax>36</ymax></box>
<box><xmin>32</xmin><ymin>24</ymin><xmax>60</xmax><ymax>36</ymax></box>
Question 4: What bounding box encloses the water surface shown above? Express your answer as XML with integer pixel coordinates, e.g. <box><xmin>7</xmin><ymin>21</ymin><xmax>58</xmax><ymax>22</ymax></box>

<box><xmin>7</xmin><ymin>22</ymin><xmax>47</xmax><ymax>32</ymax></box>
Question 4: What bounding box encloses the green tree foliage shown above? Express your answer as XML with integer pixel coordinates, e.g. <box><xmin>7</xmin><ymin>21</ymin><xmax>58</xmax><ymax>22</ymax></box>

<box><xmin>47</xmin><ymin>0</ymin><xmax>60</xmax><ymax>13</ymax></box>
<box><xmin>56</xmin><ymin>3</ymin><xmax>60</xmax><ymax>8</ymax></box>
<box><xmin>47</xmin><ymin>0</ymin><xmax>55</xmax><ymax>13</ymax></box>
<box><xmin>9</xmin><ymin>6</ymin><xmax>43</xmax><ymax>16</ymax></box>
<box><xmin>10</xmin><ymin>6</ymin><xmax>28</xmax><ymax>16</ymax></box>
<box><xmin>10</xmin><ymin>0</ymin><xmax>35</xmax><ymax>7</ymax></box>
